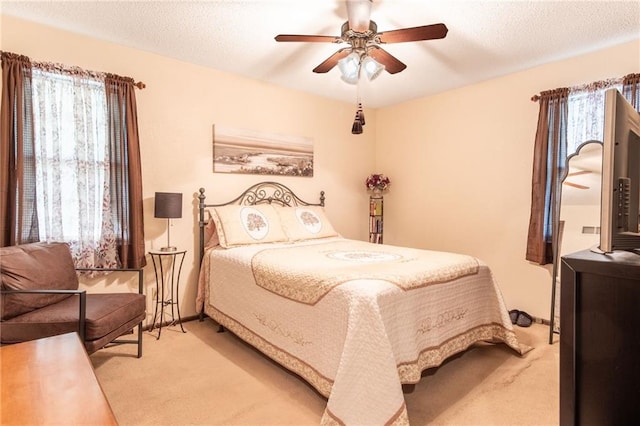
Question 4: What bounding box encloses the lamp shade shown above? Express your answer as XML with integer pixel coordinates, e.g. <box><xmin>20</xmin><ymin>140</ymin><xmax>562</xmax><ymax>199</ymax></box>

<box><xmin>338</xmin><ymin>52</ymin><xmax>361</xmax><ymax>85</ymax></box>
<box><xmin>361</xmin><ymin>56</ymin><xmax>385</xmax><ymax>81</ymax></box>
<box><xmin>154</xmin><ymin>192</ymin><xmax>182</xmax><ymax>219</ymax></box>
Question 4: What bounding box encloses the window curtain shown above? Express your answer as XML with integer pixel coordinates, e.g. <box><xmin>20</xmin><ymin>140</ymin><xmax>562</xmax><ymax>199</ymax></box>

<box><xmin>30</xmin><ymin>66</ymin><xmax>120</xmax><ymax>269</ymax></box>
<box><xmin>623</xmin><ymin>73</ymin><xmax>640</xmax><ymax>109</ymax></box>
<box><xmin>105</xmin><ymin>74</ymin><xmax>146</xmax><ymax>269</ymax></box>
<box><xmin>0</xmin><ymin>52</ymin><xmax>38</xmax><ymax>247</ymax></box>
<box><xmin>1</xmin><ymin>51</ymin><xmax>146</xmax><ymax>269</ymax></box>
<box><xmin>526</xmin><ymin>88</ymin><xmax>569</xmax><ymax>265</ymax></box>
<box><xmin>566</xmin><ymin>78</ymin><xmax>624</xmax><ymax>155</ymax></box>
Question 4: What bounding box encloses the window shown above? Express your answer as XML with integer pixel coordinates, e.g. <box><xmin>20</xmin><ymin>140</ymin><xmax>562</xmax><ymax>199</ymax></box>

<box><xmin>526</xmin><ymin>74</ymin><xmax>639</xmax><ymax>265</ymax></box>
<box><xmin>31</xmin><ymin>70</ymin><xmax>115</xmax><ymax>253</ymax></box>
<box><xmin>1</xmin><ymin>51</ymin><xmax>146</xmax><ymax>268</ymax></box>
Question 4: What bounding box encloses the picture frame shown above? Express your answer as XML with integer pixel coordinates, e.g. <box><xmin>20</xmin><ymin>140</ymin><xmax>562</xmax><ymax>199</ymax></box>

<box><xmin>213</xmin><ymin>125</ymin><xmax>314</xmax><ymax>177</ymax></box>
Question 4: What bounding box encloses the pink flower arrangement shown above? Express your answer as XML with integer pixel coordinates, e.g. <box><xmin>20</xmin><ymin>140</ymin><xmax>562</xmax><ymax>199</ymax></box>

<box><xmin>365</xmin><ymin>173</ymin><xmax>391</xmax><ymax>192</ymax></box>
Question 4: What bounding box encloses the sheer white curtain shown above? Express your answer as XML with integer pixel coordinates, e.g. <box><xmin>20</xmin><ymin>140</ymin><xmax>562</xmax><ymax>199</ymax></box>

<box><xmin>567</xmin><ymin>83</ymin><xmax>623</xmax><ymax>154</ymax></box>
<box><xmin>31</xmin><ymin>69</ymin><xmax>119</xmax><ymax>268</ymax></box>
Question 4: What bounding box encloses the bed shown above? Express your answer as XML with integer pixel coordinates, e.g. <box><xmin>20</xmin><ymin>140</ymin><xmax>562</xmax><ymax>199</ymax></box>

<box><xmin>196</xmin><ymin>181</ymin><xmax>528</xmax><ymax>425</ymax></box>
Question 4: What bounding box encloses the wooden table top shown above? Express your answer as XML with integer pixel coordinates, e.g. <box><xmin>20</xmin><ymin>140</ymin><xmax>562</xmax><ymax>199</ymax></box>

<box><xmin>1</xmin><ymin>332</ymin><xmax>117</xmax><ymax>425</ymax></box>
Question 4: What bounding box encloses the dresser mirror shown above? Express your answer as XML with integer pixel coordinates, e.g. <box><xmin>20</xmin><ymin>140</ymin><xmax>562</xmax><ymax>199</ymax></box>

<box><xmin>549</xmin><ymin>141</ymin><xmax>603</xmax><ymax>343</ymax></box>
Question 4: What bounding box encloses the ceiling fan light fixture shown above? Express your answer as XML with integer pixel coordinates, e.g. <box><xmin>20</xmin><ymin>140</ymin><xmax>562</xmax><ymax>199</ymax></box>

<box><xmin>341</xmin><ymin>74</ymin><xmax>360</xmax><ymax>85</ymax></box>
<box><xmin>338</xmin><ymin>52</ymin><xmax>361</xmax><ymax>84</ymax></box>
<box><xmin>346</xmin><ymin>0</ymin><xmax>373</xmax><ymax>32</ymax></box>
<box><xmin>361</xmin><ymin>56</ymin><xmax>384</xmax><ymax>81</ymax></box>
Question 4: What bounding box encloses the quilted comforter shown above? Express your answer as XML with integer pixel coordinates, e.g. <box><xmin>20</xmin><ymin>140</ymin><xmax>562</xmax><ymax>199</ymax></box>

<box><xmin>197</xmin><ymin>237</ymin><xmax>527</xmax><ymax>425</ymax></box>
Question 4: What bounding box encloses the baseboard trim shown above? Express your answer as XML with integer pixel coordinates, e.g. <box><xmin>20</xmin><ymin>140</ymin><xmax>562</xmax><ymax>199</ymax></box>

<box><xmin>535</xmin><ymin>316</ymin><xmax>550</xmax><ymax>326</ymax></box>
<box><xmin>142</xmin><ymin>314</ymin><xmax>200</xmax><ymax>332</ymax></box>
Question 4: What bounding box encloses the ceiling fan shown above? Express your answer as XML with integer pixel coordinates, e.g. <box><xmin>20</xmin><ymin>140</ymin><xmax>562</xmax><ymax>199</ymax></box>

<box><xmin>563</xmin><ymin>170</ymin><xmax>592</xmax><ymax>190</ymax></box>
<box><xmin>274</xmin><ymin>0</ymin><xmax>448</xmax><ymax>76</ymax></box>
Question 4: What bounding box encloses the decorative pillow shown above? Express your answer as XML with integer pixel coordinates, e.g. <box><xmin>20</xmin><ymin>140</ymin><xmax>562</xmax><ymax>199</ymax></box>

<box><xmin>212</xmin><ymin>204</ymin><xmax>288</xmax><ymax>248</ymax></box>
<box><xmin>275</xmin><ymin>205</ymin><xmax>340</xmax><ymax>241</ymax></box>
<box><xmin>203</xmin><ymin>211</ymin><xmax>220</xmax><ymax>248</ymax></box>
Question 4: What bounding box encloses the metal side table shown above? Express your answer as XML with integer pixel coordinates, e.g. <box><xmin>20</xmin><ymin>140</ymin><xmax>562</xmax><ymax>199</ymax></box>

<box><xmin>149</xmin><ymin>249</ymin><xmax>187</xmax><ymax>339</ymax></box>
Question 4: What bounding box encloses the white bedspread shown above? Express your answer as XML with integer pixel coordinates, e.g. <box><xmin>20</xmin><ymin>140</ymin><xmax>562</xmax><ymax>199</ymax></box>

<box><xmin>197</xmin><ymin>237</ymin><xmax>527</xmax><ymax>425</ymax></box>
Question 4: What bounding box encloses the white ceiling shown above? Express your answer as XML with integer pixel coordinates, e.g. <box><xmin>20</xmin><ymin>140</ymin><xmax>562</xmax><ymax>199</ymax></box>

<box><xmin>2</xmin><ymin>0</ymin><xmax>639</xmax><ymax>108</ymax></box>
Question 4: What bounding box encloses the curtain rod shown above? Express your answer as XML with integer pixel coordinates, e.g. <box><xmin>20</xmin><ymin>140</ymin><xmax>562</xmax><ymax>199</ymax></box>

<box><xmin>531</xmin><ymin>76</ymin><xmax>625</xmax><ymax>102</ymax></box>
<box><xmin>1</xmin><ymin>50</ymin><xmax>145</xmax><ymax>90</ymax></box>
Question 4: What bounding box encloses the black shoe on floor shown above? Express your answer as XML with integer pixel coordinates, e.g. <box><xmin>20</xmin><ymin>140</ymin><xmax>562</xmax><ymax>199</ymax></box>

<box><xmin>516</xmin><ymin>311</ymin><xmax>533</xmax><ymax>327</ymax></box>
<box><xmin>509</xmin><ymin>309</ymin><xmax>520</xmax><ymax>324</ymax></box>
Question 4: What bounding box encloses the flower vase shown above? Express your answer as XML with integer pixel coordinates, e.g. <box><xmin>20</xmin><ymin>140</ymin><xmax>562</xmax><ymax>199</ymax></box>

<box><xmin>372</xmin><ymin>188</ymin><xmax>383</xmax><ymax>197</ymax></box>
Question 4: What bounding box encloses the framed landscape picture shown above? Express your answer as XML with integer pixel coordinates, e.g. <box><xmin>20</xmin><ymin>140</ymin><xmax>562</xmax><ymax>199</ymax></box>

<box><xmin>213</xmin><ymin>125</ymin><xmax>314</xmax><ymax>177</ymax></box>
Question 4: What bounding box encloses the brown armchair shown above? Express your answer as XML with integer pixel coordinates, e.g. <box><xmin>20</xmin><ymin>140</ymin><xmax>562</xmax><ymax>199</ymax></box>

<box><xmin>0</xmin><ymin>242</ymin><xmax>145</xmax><ymax>357</ymax></box>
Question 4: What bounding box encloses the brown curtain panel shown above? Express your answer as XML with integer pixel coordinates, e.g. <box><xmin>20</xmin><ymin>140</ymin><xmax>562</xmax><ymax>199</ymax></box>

<box><xmin>105</xmin><ymin>74</ymin><xmax>146</xmax><ymax>268</ymax></box>
<box><xmin>0</xmin><ymin>52</ymin><xmax>39</xmax><ymax>247</ymax></box>
<box><xmin>526</xmin><ymin>88</ymin><xmax>569</xmax><ymax>265</ymax></box>
<box><xmin>623</xmin><ymin>73</ymin><xmax>640</xmax><ymax>110</ymax></box>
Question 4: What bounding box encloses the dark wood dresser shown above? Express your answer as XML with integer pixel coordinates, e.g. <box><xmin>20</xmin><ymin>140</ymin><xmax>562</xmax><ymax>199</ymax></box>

<box><xmin>560</xmin><ymin>249</ymin><xmax>640</xmax><ymax>425</ymax></box>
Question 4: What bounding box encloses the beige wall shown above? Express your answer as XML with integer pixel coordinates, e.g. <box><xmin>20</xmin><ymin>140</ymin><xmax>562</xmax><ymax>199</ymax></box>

<box><xmin>376</xmin><ymin>39</ymin><xmax>639</xmax><ymax>319</ymax></box>
<box><xmin>2</xmin><ymin>14</ymin><xmax>639</xmax><ymax>323</ymax></box>
<box><xmin>560</xmin><ymin>205</ymin><xmax>601</xmax><ymax>257</ymax></box>
<box><xmin>1</xmin><ymin>15</ymin><xmax>376</xmax><ymax>325</ymax></box>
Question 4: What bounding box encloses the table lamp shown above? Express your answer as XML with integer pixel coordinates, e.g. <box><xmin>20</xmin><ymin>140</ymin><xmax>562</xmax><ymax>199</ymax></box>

<box><xmin>154</xmin><ymin>192</ymin><xmax>182</xmax><ymax>251</ymax></box>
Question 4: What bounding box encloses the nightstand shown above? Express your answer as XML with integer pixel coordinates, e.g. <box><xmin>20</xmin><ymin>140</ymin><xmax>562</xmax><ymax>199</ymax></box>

<box><xmin>149</xmin><ymin>249</ymin><xmax>187</xmax><ymax>339</ymax></box>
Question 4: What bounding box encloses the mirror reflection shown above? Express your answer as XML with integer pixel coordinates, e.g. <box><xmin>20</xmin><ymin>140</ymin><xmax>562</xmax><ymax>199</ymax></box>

<box><xmin>560</xmin><ymin>141</ymin><xmax>602</xmax><ymax>253</ymax></box>
<box><xmin>550</xmin><ymin>141</ymin><xmax>602</xmax><ymax>342</ymax></box>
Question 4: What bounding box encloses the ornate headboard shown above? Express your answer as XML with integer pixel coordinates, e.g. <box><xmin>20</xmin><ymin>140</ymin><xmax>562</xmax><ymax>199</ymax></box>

<box><xmin>197</xmin><ymin>181</ymin><xmax>325</xmax><ymax>262</ymax></box>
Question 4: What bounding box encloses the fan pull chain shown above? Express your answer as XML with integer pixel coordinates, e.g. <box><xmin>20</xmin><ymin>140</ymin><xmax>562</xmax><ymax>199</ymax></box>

<box><xmin>352</xmin><ymin>76</ymin><xmax>365</xmax><ymax>134</ymax></box>
<box><xmin>351</xmin><ymin>111</ymin><xmax>363</xmax><ymax>134</ymax></box>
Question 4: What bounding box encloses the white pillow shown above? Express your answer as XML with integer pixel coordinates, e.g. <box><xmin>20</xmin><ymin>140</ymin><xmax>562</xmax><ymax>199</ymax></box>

<box><xmin>275</xmin><ymin>205</ymin><xmax>340</xmax><ymax>241</ymax></box>
<box><xmin>212</xmin><ymin>204</ymin><xmax>288</xmax><ymax>248</ymax></box>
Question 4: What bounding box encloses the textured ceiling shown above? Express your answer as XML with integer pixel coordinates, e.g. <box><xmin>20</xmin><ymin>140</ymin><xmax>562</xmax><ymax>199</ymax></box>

<box><xmin>2</xmin><ymin>0</ymin><xmax>639</xmax><ymax>108</ymax></box>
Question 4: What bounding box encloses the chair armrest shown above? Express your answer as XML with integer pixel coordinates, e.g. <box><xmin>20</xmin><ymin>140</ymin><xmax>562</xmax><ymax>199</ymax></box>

<box><xmin>1</xmin><ymin>289</ymin><xmax>85</xmax><ymax>295</ymax></box>
<box><xmin>1</xmin><ymin>289</ymin><xmax>87</xmax><ymax>341</ymax></box>
<box><xmin>75</xmin><ymin>268</ymin><xmax>144</xmax><ymax>294</ymax></box>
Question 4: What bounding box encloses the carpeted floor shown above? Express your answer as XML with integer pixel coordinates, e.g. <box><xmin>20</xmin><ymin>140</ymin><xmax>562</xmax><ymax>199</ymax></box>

<box><xmin>91</xmin><ymin>319</ymin><xmax>559</xmax><ymax>425</ymax></box>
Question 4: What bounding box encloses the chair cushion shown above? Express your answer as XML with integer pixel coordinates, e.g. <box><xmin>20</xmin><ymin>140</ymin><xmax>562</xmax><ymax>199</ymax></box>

<box><xmin>0</xmin><ymin>293</ymin><xmax>145</xmax><ymax>345</ymax></box>
<box><xmin>1</xmin><ymin>242</ymin><xmax>79</xmax><ymax>320</ymax></box>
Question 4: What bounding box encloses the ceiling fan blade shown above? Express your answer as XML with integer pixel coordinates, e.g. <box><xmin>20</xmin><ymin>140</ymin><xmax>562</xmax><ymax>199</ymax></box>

<box><xmin>346</xmin><ymin>0</ymin><xmax>372</xmax><ymax>32</ymax></box>
<box><xmin>567</xmin><ymin>170</ymin><xmax>592</xmax><ymax>177</ymax></box>
<box><xmin>275</xmin><ymin>34</ymin><xmax>342</xmax><ymax>43</ymax></box>
<box><xmin>313</xmin><ymin>48</ymin><xmax>351</xmax><ymax>73</ymax></box>
<box><xmin>367</xmin><ymin>46</ymin><xmax>407</xmax><ymax>74</ymax></box>
<box><xmin>563</xmin><ymin>181</ymin><xmax>590</xmax><ymax>190</ymax></box>
<box><xmin>378</xmin><ymin>23</ymin><xmax>449</xmax><ymax>44</ymax></box>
